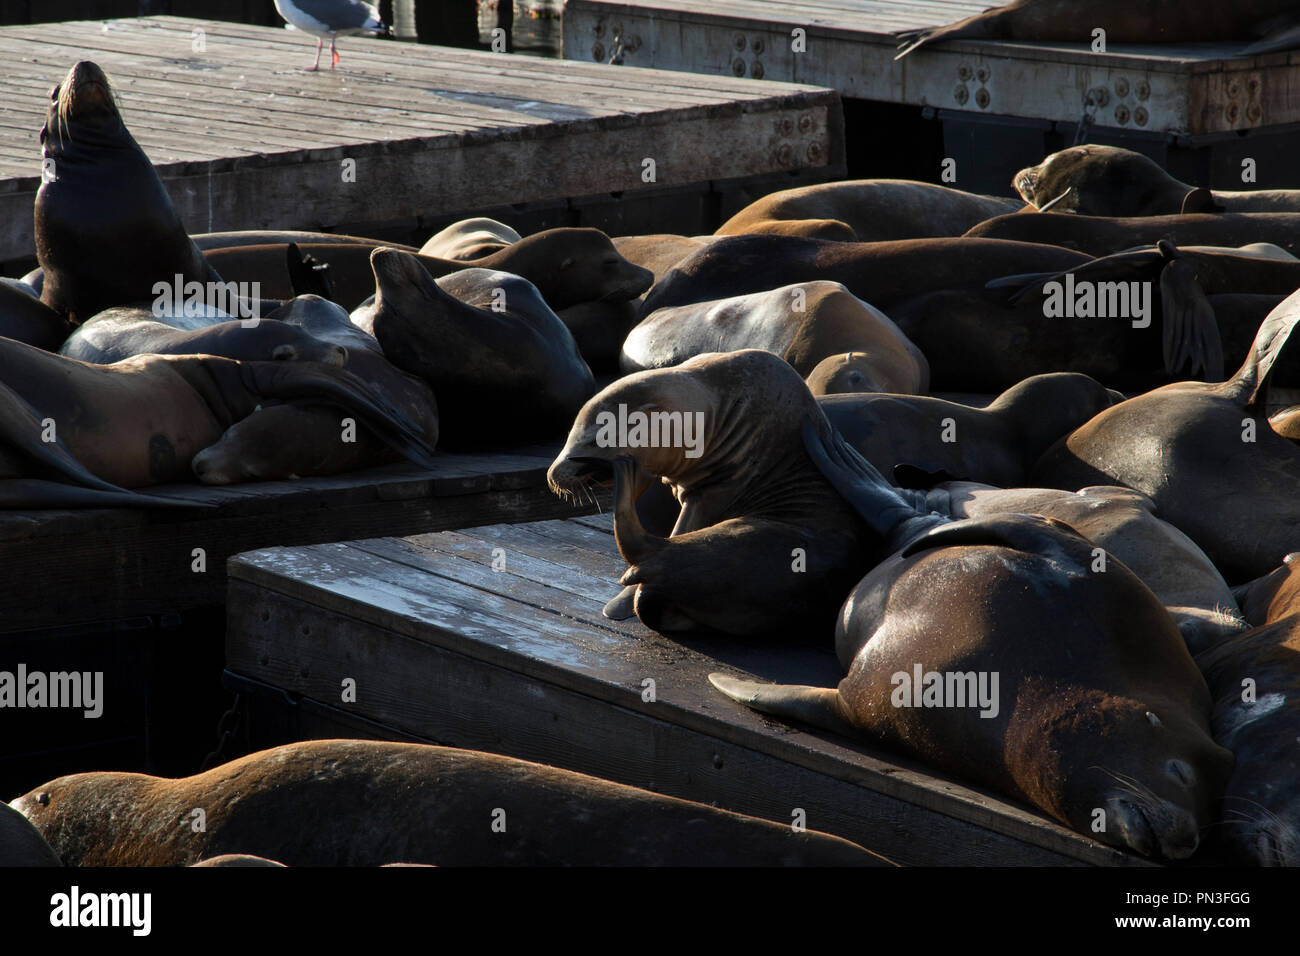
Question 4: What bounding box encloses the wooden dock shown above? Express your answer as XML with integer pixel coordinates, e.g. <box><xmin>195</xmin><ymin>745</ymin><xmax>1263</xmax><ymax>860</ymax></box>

<box><xmin>0</xmin><ymin>448</ymin><xmax>600</xmax><ymax>635</ymax></box>
<box><xmin>564</xmin><ymin>0</ymin><xmax>1300</xmax><ymax>191</ymax></box>
<box><xmin>225</xmin><ymin>512</ymin><xmax>1155</xmax><ymax>867</ymax></box>
<box><xmin>0</xmin><ymin>15</ymin><xmax>844</xmax><ymax>263</ymax></box>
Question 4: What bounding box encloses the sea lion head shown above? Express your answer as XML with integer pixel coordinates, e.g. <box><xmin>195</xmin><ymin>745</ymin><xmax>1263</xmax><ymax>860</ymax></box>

<box><xmin>524</xmin><ymin>229</ymin><xmax>654</xmax><ymax>307</ymax></box>
<box><xmin>42</xmin><ymin>61</ymin><xmax>123</xmax><ymax>153</ymax></box>
<box><xmin>1013</xmin><ymin>146</ymin><xmax>1189</xmax><ymax>217</ymax></box>
<box><xmin>805</xmin><ymin>352</ymin><xmax>887</xmax><ymax>395</ymax></box>
<box><xmin>549</xmin><ymin>349</ymin><xmax>815</xmax><ymax>502</ymax></box>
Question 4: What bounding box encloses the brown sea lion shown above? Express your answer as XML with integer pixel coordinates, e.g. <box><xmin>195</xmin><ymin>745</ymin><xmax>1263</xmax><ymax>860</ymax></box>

<box><xmin>548</xmin><ymin>350</ymin><xmax>892</xmax><ymax>637</ymax></box>
<box><xmin>612</xmin><ymin>234</ymin><xmax>713</xmax><ymax>290</ymax></box>
<box><xmin>1196</xmin><ymin>554</ymin><xmax>1300</xmax><ymax>865</ymax></box>
<box><xmin>419</xmin><ymin>217</ymin><xmax>522</xmax><ymax>260</ymax></box>
<box><xmin>818</xmin><ymin>373</ymin><xmax>1120</xmax><ymax>489</ymax></box>
<box><xmin>1031</xmin><ymin>288</ymin><xmax>1300</xmax><ymax>582</ymax></box>
<box><xmin>1013</xmin><ymin>146</ymin><xmax>1300</xmax><ymax>217</ymax></box>
<box><xmin>717</xmin><ymin>180</ymin><xmax>1024</xmax><ymax>242</ymax></box>
<box><xmin>59</xmin><ymin>308</ymin><xmax>347</xmax><ymax>366</ymax></box>
<box><xmin>0</xmin><ymin>336</ymin><xmax>436</xmax><ymax>507</ymax></box>
<box><xmin>622</xmin><ymin>281</ymin><xmax>929</xmax><ymax>395</ymax></box>
<box><xmin>640</xmin><ymin>235</ymin><xmax>1092</xmax><ymax>317</ymax></box>
<box><xmin>35</xmin><ymin>62</ymin><xmax>225</xmax><ymax>325</ymax></box>
<box><xmin>10</xmin><ymin>739</ymin><xmax>882</xmax><ymax>866</ymax></box>
<box><xmin>192</xmin><ymin>231</ymin><xmax>413</xmax><ymax>251</ymax></box>
<box><xmin>355</xmin><ymin>253</ymin><xmax>593</xmax><ymax>446</ymax></box>
<box><xmin>204</xmin><ymin>228</ymin><xmax>653</xmax><ymax>311</ymax></box>
<box><xmin>894</xmin><ymin>0</ymin><xmax>1300</xmax><ymax>58</ymax></box>
<box><xmin>965</xmin><ymin>211</ymin><xmax>1300</xmax><ymax>258</ymax></box>
<box><xmin>712</xmin><ymin>423</ymin><xmax>1234</xmax><ymax>860</ymax></box>
<box><xmin>191</xmin><ymin>295</ymin><xmax>438</xmax><ymax>483</ymax></box>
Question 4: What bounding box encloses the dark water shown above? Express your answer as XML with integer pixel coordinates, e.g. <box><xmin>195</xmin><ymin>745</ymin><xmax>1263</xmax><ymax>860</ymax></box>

<box><xmin>0</xmin><ymin>1</ymin><xmax>566</xmax><ymax>58</ymax></box>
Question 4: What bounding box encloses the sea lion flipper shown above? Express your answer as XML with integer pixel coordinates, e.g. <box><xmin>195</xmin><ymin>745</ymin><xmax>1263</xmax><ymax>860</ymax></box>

<box><xmin>603</xmin><ymin>585</ymin><xmax>638</xmax><ymax>620</ymax></box>
<box><xmin>1241</xmin><ymin>18</ymin><xmax>1300</xmax><ymax>55</ymax></box>
<box><xmin>286</xmin><ymin>243</ymin><xmax>336</xmax><ymax>301</ymax></box>
<box><xmin>1226</xmin><ymin>287</ymin><xmax>1300</xmax><ymax>405</ymax></box>
<box><xmin>1179</xmin><ymin>188</ymin><xmax>1224</xmax><ymax>215</ymax></box>
<box><xmin>708</xmin><ymin>673</ymin><xmax>855</xmax><ymax>737</ymax></box>
<box><xmin>800</xmin><ymin>414</ymin><xmax>944</xmax><ymax>547</ymax></box>
<box><xmin>1159</xmin><ymin>261</ymin><xmax>1224</xmax><ymax>382</ymax></box>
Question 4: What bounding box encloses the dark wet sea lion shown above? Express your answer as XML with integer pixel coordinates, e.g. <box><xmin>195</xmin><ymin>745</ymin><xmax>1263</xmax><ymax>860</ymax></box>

<box><xmin>623</xmin><ymin>281</ymin><xmax>928</xmax><ymax>395</ymax></box>
<box><xmin>717</xmin><ymin>180</ymin><xmax>1024</xmax><ymax>242</ymax></box>
<box><xmin>60</xmin><ymin>308</ymin><xmax>347</xmax><ymax>366</ymax></box>
<box><xmin>965</xmin><ymin>212</ymin><xmax>1300</xmax><ymax>258</ymax></box>
<box><xmin>640</xmin><ymin>235</ymin><xmax>1091</xmax><ymax>317</ymax></box>
<box><xmin>1014</xmin><ymin>146</ymin><xmax>1300</xmax><ymax>217</ymax></box>
<box><xmin>895</xmin><ymin>0</ymin><xmax>1300</xmax><ymax>58</ymax></box>
<box><xmin>355</xmin><ymin>252</ymin><xmax>593</xmax><ymax>446</ymax></box>
<box><xmin>192</xmin><ymin>295</ymin><xmax>438</xmax><ymax>483</ymax></box>
<box><xmin>555</xmin><ymin>299</ymin><xmax>640</xmax><ymax>374</ymax></box>
<box><xmin>0</xmin><ymin>336</ymin><xmax>436</xmax><ymax>506</ymax></box>
<box><xmin>712</xmin><ymin>423</ymin><xmax>1233</xmax><ymax>860</ymax></box>
<box><xmin>204</xmin><ymin>228</ymin><xmax>653</xmax><ymax>311</ymax></box>
<box><xmin>35</xmin><ymin>62</ymin><xmax>224</xmax><ymax>325</ymax></box>
<box><xmin>549</xmin><ymin>350</ymin><xmax>880</xmax><ymax>637</ymax></box>
<box><xmin>0</xmin><ymin>801</ymin><xmax>60</xmax><ymax>866</ymax></box>
<box><xmin>0</xmin><ymin>281</ymin><xmax>71</xmax><ymax>351</ymax></box>
<box><xmin>1196</xmin><ymin>553</ymin><xmax>1300</xmax><ymax>865</ymax></box>
<box><xmin>818</xmin><ymin>372</ymin><xmax>1119</xmax><ymax>489</ymax></box>
<box><xmin>1031</xmin><ymin>288</ymin><xmax>1300</xmax><ymax>582</ymax></box>
<box><xmin>10</xmin><ymin>739</ymin><xmax>883</xmax><ymax>866</ymax></box>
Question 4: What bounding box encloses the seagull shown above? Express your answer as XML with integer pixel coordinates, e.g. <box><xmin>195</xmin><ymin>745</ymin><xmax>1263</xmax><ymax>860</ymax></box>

<box><xmin>273</xmin><ymin>0</ymin><xmax>393</xmax><ymax>71</ymax></box>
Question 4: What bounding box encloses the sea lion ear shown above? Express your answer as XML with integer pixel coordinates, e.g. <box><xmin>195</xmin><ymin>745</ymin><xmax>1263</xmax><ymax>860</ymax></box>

<box><xmin>1181</xmin><ymin>188</ymin><xmax>1224</xmax><ymax>215</ymax></box>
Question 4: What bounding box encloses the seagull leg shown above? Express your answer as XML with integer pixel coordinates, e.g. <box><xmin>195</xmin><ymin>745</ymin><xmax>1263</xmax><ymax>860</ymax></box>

<box><xmin>331</xmin><ymin>37</ymin><xmax>340</xmax><ymax>70</ymax></box>
<box><xmin>307</xmin><ymin>37</ymin><xmax>322</xmax><ymax>71</ymax></box>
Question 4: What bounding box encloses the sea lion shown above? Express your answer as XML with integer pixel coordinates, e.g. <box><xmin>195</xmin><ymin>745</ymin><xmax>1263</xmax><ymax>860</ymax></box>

<box><xmin>640</xmin><ymin>235</ymin><xmax>1091</xmax><ymax>317</ymax></box>
<box><xmin>622</xmin><ymin>281</ymin><xmax>929</xmax><ymax>395</ymax></box>
<box><xmin>0</xmin><ymin>801</ymin><xmax>60</xmax><ymax>866</ymax></box>
<box><xmin>60</xmin><ymin>308</ymin><xmax>347</xmax><ymax>366</ymax></box>
<box><xmin>35</xmin><ymin>62</ymin><xmax>224</xmax><ymax>325</ymax></box>
<box><xmin>192</xmin><ymin>231</ymin><xmax>413</xmax><ymax>251</ymax></box>
<box><xmin>0</xmin><ymin>281</ymin><xmax>71</xmax><ymax>351</ymax></box>
<box><xmin>10</xmin><ymin>739</ymin><xmax>882</xmax><ymax>866</ymax></box>
<box><xmin>711</xmin><ymin>422</ymin><xmax>1234</xmax><ymax>860</ymax></box>
<box><xmin>818</xmin><ymin>372</ymin><xmax>1120</xmax><ymax>489</ymax></box>
<box><xmin>0</xmin><ymin>336</ymin><xmax>437</xmax><ymax>506</ymax></box>
<box><xmin>1014</xmin><ymin>146</ymin><xmax>1300</xmax><ymax>217</ymax></box>
<box><xmin>717</xmin><ymin>181</ymin><xmax>1024</xmax><ymax>243</ymax></box>
<box><xmin>192</xmin><ymin>295</ymin><xmax>439</xmax><ymax>484</ymax></box>
<box><xmin>1197</xmin><ymin>554</ymin><xmax>1300</xmax><ymax>865</ymax></box>
<box><xmin>894</xmin><ymin>0</ymin><xmax>1300</xmax><ymax>58</ymax></box>
<box><xmin>554</xmin><ymin>299</ymin><xmax>641</xmax><ymax>374</ymax></box>
<box><xmin>419</xmin><ymin>217</ymin><xmax>522</xmax><ymax>260</ymax></box>
<box><xmin>965</xmin><ymin>211</ymin><xmax>1300</xmax><ymax>258</ymax></box>
<box><xmin>204</xmin><ymin>228</ymin><xmax>653</xmax><ymax>311</ymax></box>
<box><xmin>190</xmin><ymin>854</ymin><xmax>286</xmax><ymax>867</ymax></box>
<box><xmin>612</xmin><ymin>234</ymin><xmax>713</xmax><ymax>290</ymax></box>
<box><xmin>548</xmin><ymin>350</ymin><xmax>879</xmax><ymax>637</ymax></box>
<box><xmin>355</xmin><ymin>251</ymin><xmax>593</xmax><ymax>446</ymax></box>
<box><xmin>1031</xmin><ymin>288</ymin><xmax>1300</xmax><ymax>582</ymax></box>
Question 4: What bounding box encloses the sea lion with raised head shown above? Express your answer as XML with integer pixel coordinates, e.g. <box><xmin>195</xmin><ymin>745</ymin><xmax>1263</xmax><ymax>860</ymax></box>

<box><xmin>35</xmin><ymin>62</ymin><xmax>225</xmax><ymax>325</ymax></box>
<box><xmin>1031</xmin><ymin>288</ymin><xmax>1300</xmax><ymax>582</ymax></box>
<box><xmin>11</xmin><ymin>739</ymin><xmax>883</xmax><ymax>866</ymax></box>
<box><xmin>355</xmin><ymin>251</ymin><xmax>593</xmax><ymax>445</ymax></box>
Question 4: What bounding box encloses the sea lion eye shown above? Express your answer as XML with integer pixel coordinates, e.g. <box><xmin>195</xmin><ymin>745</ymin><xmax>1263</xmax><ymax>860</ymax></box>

<box><xmin>1145</xmin><ymin>711</ymin><xmax>1162</xmax><ymax>727</ymax></box>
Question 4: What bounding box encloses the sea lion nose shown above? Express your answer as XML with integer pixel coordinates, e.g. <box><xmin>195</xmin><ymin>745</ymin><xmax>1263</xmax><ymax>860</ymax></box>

<box><xmin>1165</xmin><ymin>758</ymin><xmax>1195</xmax><ymax>788</ymax></box>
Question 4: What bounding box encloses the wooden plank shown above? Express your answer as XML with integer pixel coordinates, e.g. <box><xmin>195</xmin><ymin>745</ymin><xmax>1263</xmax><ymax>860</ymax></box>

<box><xmin>0</xmin><ymin>16</ymin><xmax>844</xmax><ymax>259</ymax></box>
<box><xmin>0</xmin><ymin>451</ymin><xmax>606</xmax><ymax>634</ymax></box>
<box><xmin>226</xmin><ymin>517</ymin><xmax>1154</xmax><ymax>866</ymax></box>
<box><xmin>564</xmin><ymin>0</ymin><xmax>1300</xmax><ymax>135</ymax></box>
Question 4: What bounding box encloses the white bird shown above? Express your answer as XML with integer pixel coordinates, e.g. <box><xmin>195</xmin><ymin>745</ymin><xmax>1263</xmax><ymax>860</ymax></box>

<box><xmin>273</xmin><ymin>0</ymin><xmax>393</xmax><ymax>71</ymax></box>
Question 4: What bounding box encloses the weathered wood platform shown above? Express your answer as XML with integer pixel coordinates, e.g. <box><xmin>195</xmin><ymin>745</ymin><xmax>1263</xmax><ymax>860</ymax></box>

<box><xmin>0</xmin><ymin>15</ymin><xmax>844</xmax><ymax>261</ymax></box>
<box><xmin>564</xmin><ymin>0</ymin><xmax>1300</xmax><ymax>138</ymax></box>
<box><xmin>226</xmin><ymin>511</ymin><xmax>1154</xmax><ymax>867</ymax></box>
<box><xmin>0</xmin><ymin>448</ymin><xmax>600</xmax><ymax>635</ymax></box>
